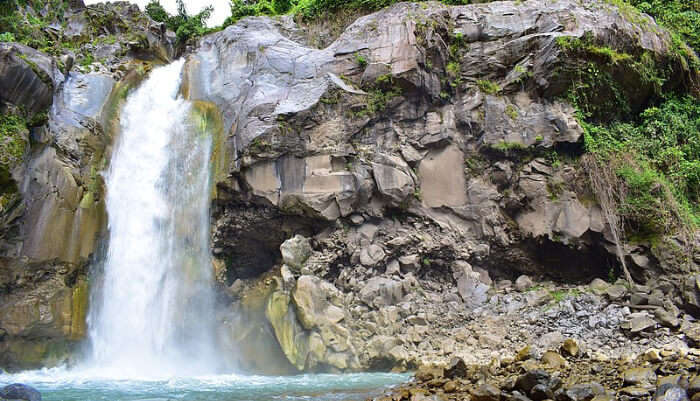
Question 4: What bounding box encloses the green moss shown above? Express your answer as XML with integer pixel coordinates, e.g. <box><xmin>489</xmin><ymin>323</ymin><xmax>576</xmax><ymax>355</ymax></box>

<box><xmin>491</xmin><ymin>141</ymin><xmax>524</xmax><ymax>152</ymax></box>
<box><xmin>505</xmin><ymin>104</ymin><xmax>518</xmax><ymax>120</ymax></box>
<box><xmin>0</xmin><ymin>112</ymin><xmax>28</xmax><ymax>171</ymax></box>
<box><xmin>477</xmin><ymin>79</ymin><xmax>500</xmax><ymax>95</ymax></box>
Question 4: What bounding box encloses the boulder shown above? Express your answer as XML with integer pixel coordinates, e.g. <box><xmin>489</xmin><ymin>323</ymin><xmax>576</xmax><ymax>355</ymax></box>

<box><xmin>444</xmin><ymin>357</ymin><xmax>467</xmax><ymax>379</ymax></box>
<box><xmin>515</xmin><ymin>275</ymin><xmax>534</xmax><ymax>292</ymax></box>
<box><xmin>280</xmin><ymin>235</ymin><xmax>312</xmax><ymax>271</ymax></box>
<box><xmin>292</xmin><ymin>275</ymin><xmax>344</xmax><ymax>330</ymax></box>
<box><xmin>359</xmin><ymin>277</ymin><xmax>414</xmax><ymax>307</ymax></box>
<box><xmin>0</xmin><ymin>383</ymin><xmax>41</xmax><ymax>401</ymax></box>
<box><xmin>360</xmin><ymin>244</ymin><xmax>386</xmax><ymax>267</ymax></box>
<box><xmin>623</xmin><ymin>367</ymin><xmax>657</xmax><ymax>388</ymax></box>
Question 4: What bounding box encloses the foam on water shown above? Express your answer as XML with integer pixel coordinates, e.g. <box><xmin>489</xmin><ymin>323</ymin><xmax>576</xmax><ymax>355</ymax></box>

<box><xmin>0</xmin><ymin>368</ymin><xmax>410</xmax><ymax>401</ymax></box>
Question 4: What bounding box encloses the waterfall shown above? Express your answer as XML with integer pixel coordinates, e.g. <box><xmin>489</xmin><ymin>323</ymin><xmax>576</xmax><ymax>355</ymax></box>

<box><xmin>85</xmin><ymin>60</ymin><xmax>219</xmax><ymax>377</ymax></box>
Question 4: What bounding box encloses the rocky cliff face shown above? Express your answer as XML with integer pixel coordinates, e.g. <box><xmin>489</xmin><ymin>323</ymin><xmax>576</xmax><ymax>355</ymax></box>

<box><xmin>183</xmin><ymin>0</ymin><xmax>699</xmax><ymax>373</ymax></box>
<box><xmin>0</xmin><ymin>0</ymin><xmax>698</xmax><ymax>373</ymax></box>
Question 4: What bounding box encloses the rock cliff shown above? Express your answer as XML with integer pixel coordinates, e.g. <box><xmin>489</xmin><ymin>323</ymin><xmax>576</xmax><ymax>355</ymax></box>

<box><xmin>183</xmin><ymin>0</ymin><xmax>699</xmax><ymax>372</ymax></box>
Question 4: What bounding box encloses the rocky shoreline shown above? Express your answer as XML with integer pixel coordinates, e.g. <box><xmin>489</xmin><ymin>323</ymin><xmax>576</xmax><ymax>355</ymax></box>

<box><xmin>370</xmin><ymin>340</ymin><xmax>699</xmax><ymax>401</ymax></box>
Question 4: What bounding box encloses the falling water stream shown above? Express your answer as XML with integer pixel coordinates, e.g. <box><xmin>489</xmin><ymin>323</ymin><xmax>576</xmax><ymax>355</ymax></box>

<box><xmin>0</xmin><ymin>61</ymin><xmax>408</xmax><ymax>399</ymax></box>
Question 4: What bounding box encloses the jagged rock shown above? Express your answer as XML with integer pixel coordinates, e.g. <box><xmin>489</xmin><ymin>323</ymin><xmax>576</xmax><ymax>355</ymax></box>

<box><xmin>0</xmin><ymin>43</ymin><xmax>56</xmax><ymax>114</ymax></box>
<box><xmin>516</xmin><ymin>369</ymin><xmax>561</xmax><ymax>396</ymax></box>
<box><xmin>280</xmin><ymin>235</ymin><xmax>312</xmax><ymax>271</ymax></box>
<box><xmin>372</xmin><ymin>157</ymin><xmax>415</xmax><ymax>204</ymax></box>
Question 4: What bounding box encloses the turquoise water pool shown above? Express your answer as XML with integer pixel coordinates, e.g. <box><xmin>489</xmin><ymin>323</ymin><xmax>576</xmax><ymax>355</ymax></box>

<box><xmin>0</xmin><ymin>370</ymin><xmax>410</xmax><ymax>401</ymax></box>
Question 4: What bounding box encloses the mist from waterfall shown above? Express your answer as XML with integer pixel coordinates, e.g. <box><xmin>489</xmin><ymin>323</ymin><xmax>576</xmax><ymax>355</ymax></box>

<box><xmin>84</xmin><ymin>60</ymin><xmax>220</xmax><ymax>378</ymax></box>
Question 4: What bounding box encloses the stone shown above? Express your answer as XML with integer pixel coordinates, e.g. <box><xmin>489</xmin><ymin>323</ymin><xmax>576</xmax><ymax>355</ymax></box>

<box><xmin>360</xmin><ymin>244</ymin><xmax>386</xmax><ymax>267</ymax></box>
<box><xmin>605</xmin><ymin>285</ymin><xmax>627</xmax><ymax>301</ymax></box>
<box><xmin>653</xmin><ymin>384</ymin><xmax>689</xmax><ymax>401</ymax></box>
<box><xmin>561</xmin><ymin>338</ymin><xmax>580</xmax><ymax>357</ymax></box>
<box><xmin>444</xmin><ymin>357</ymin><xmax>467</xmax><ymax>379</ymax></box>
<box><xmin>531</xmin><ymin>384</ymin><xmax>553</xmax><ymax>401</ymax></box>
<box><xmin>516</xmin><ymin>345</ymin><xmax>533</xmax><ymax>361</ymax></box>
<box><xmin>589</xmin><ymin>278</ymin><xmax>610</xmax><ymax>295</ymax></box>
<box><xmin>415</xmin><ymin>364</ymin><xmax>444</xmax><ymax>382</ymax></box>
<box><xmin>541</xmin><ymin>351</ymin><xmax>567</xmax><ymax>369</ymax></box>
<box><xmin>557</xmin><ymin>382</ymin><xmax>605</xmax><ymax>401</ymax></box>
<box><xmin>417</xmin><ymin>145</ymin><xmax>467</xmax><ymax>208</ymax></box>
<box><xmin>0</xmin><ymin>383</ymin><xmax>41</xmax><ymax>401</ymax></box>
<box><xmin>620</xmin><ymin>386</ymin><xmax>652</xmax><ymax>397</ymax></box>
<box><xmin>359</xmin><ymin>277</ymin><xmax>408</xmax><ymax>307</ymax></box>
<box><xmin>372</xmin><ymin>160</ymin><xmax>415</xmax><ymax>204</ymax></box>
<box><xmin>655</xmin><ymin>308</ymin><xmax>680</xmax><ymax>328</ymax></box>
<box><xmin>280</xmin><ymin>235</ymin><xmax>312</xmax><ymax>270</ymax></box>
<box><xmin>471</xmin><ymin>384</ymin><xmax>500</xmax><ymax>401</ymax></box>
<box><xmin>443</xmin><ymin>381</ymin><xmax>457</xmax><ymax>393</ymax></box>
<box><xmin>623</xmin><ymin>367</ymin><xmax>657</xmax><ymax>388</ymax></box>
<box><xmin>689</xmin><ymin>376</ymin><xmax>700</xmax><ymax>397</ymax></box>
<box><xmin>644</xmin><ymin>348</ymin><xmax>663</xmax><ymax>363</ymax></box>
<box><xmin>515</xmin><ymin>275</ymin><xmax>534</xmax><ymax>292</ymax></box>
<box><xmin>398</xmin><ymin>254</ymin><xmax>421</xmax><ymax>273</ymax></box>
<box><xmin>386</xmin><ymin>259</ymin><xmax>401</xmax><ymax>276</ymax></box>
<box><xmin>628</xmin><ymin>315</ymin><xmax>657</xmax><ymax>333</ymax></box>
<box><xmin>516</xmin><ymin>369</ymin><xmax>559</xmax><ymax>395</ymax></box>
<box><xmin>292</xmin><ymin>275</ymin><xmax>344</xmax><ymax>330</ymax></box>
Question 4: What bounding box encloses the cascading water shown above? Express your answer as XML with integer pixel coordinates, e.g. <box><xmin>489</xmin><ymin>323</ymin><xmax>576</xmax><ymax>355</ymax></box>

<box><xmin>85</xmin><ymin>60</ymin><xmax>219</xmax><ymax>377</ymax></box>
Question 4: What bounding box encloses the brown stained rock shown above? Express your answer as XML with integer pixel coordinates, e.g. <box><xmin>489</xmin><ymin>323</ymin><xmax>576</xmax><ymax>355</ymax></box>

<box><xmin>623</xmin><ymin>367</ymin><xmax>657</xmax><ymax>388</ymax></box>
<box><xmin>561</xmin><ymin>339</ymin><xmax>580</xmax><ymax>357</ymax></box>
<box><xmin>541</xmin><ymin>351</ymin><xmax>567</xmax><ymax>369</ymax></box>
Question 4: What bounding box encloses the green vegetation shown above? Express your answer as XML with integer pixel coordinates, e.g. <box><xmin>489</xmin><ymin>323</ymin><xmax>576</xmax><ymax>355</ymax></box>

<box><xmin>553</xmin><ymin>2</ymin><xmax>699</xmax><ymax>244</ymax></box>
<box><xmin>355</xmin><ymin>53</ymin><xmax>368</xmax><ymax>68</ymax></box>
<box><xmin>226</xmin><ymin>0</ymin><xmax>471</xmax><ymax>24</ymax></box>
<box><xmin>628</xmin><ymin>0</ymin><xmax>700</xmax><ymax>55</ymax></box>
<box><xmin>0</xmin><ymin>112</ymin><xmax>28</xmax><ymax>172</ymax></box>
<box><xmin>582</xmin><ymin>97</ymin><xmax>700</xmax><ymax>237</ymax></box>
<box><xmin>477</xmin><ymin>79</ymin><xmax>500</xmax><ymax>95</ymax></box>
<box><xmin>505</xmin><ymin>104</ymin><xmax>518</xmax><ymax>120</ymax></box>
<box><xmin>145</xmin><ymin>0</ymin><xmax>213</xmax><ymax>43</ymax></box>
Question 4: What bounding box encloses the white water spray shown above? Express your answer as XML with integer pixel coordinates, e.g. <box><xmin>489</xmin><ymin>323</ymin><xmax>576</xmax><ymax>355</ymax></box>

<box><xmin>85</xmin><ymin>60</ymin><xmax>219</xmax><ymax>377</ymax></box>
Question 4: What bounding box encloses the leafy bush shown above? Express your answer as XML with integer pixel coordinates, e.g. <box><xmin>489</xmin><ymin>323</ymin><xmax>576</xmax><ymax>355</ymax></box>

<box><xmin>0</xmin><ymin>32</ymin><xmax>15</xmax><ymax>42</ymax></box>
<box><xmin>583</xmin><ymin>96</ymin><xmax>700</xmax><ymax>234</ymax></box>
<box><xmin>629</xmin><ymin>0</ymin><xmax>700</xmax><ymax>55</ymax></box>
<box><xmin>145</xmin><ymin>0</ymin><xmax>213</xmax><ymax>43</ymax></box>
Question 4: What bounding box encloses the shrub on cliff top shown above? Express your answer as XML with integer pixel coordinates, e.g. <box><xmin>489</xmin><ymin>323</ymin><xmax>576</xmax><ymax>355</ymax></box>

<box><xmin>145</xmin><ymin>0</ymin><xmax>213</xmax><ymax>43</ymax></box>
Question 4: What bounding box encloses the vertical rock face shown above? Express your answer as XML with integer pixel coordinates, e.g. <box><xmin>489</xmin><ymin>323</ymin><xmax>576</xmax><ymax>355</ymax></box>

<box><xmin>192</xmin><ymin>0</ymin><xmax>698</xmax><ymax>372</ymax></box>
<box><xmin>0</xmin><ymin>1</ymin><xmax>174</xmax><ymax>370</ymax></box>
